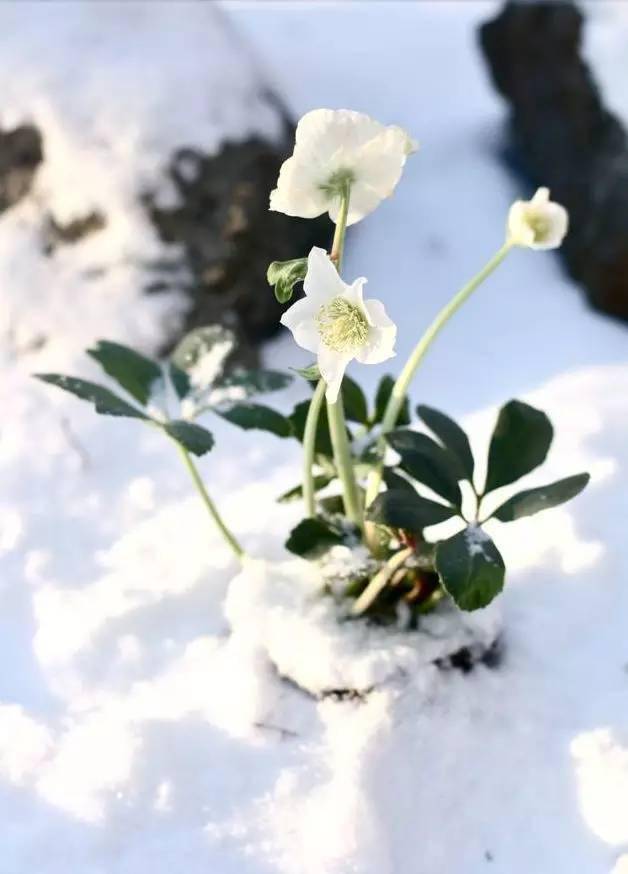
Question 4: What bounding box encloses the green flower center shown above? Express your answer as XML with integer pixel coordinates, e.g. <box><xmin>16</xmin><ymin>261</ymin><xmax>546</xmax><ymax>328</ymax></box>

<box><xmin>316</xmin><ymin>297</ymin><xmax>369</xmax><ymax>353</ymax></box>
<box><xmin>319</xmin><ymin>168</ymin><xmax>356</xmax><ymax>198</ymax></box>
<box><xmin>528</xmin><ymin>211</ymin><xmax>550</xmax><ymax>242</ymax></box>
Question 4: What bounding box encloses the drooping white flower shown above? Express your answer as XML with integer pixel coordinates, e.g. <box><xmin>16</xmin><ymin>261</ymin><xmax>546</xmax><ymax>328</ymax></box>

<box><xmin>280</xmin><ymin>247</ymin><xmax>396</xmax><ymax>403</ymax></box>
<box><xmin>270</xmin><ymin>109</ymin><xmax>417</xmax><ymax>226</ymax></box>
<box><xmin>507</xmin><ymin>187</ymin><xmax>568</xmax><ymax>250</ymax></box>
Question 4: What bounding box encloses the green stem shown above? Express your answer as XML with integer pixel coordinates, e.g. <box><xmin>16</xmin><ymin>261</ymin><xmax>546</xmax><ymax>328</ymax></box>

<box><xmin>174</xmin><ymin>440</ymin><xmax>245</xmax><ymax>561</ymax></box>
<box><xmin>302</xmin><ymin>378</ymin><xmax>326</xmax><ymax>516</ymax></box>
<box><xmin>328</xmin><ymin>392</ymin><xmax>363</xmax><ymax>529</ymax></box>
<box><xmin>365</xmin><ymin>240</ymin><xmax>515</xmax><ymax>511</ymax></box>
<box><xmin>351</xmin><ymin>546</ymin><xmax>413</xmax><ymax>616</ymax></box>
<box><xmin>301</xmin><ymin>180</ymin><xmax>358</xmax><ymax>521</ymax></box>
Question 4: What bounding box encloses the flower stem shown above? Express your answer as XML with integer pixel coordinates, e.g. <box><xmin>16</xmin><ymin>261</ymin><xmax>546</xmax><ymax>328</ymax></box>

<box><xmin>328</xmin><ymin>392</ymin><xmax>363</xmax><ymax>529</ymax></box>
<box><xmin>330</xmin><ymin>179</ymin><xmax>351</xmax><ymax>266</ymax></box>
<box><xmin>174</xmin><ymin>440</ymin><xmax>245</xmax><ymax>561</ymax></box>
<box><xmin>302</xmin><ymin>378</ymin><xmax>326</xmax><ymax>516</ymax></box>
<box><xmin>364</xmin><ymin>240</ymin><xmax>515</xmax><ymax>512</ymax></box>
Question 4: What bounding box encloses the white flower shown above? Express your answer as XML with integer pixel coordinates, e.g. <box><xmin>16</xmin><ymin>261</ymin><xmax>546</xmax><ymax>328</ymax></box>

<box><xmin>507</xmin><ymin>187</ymin><xmax>568</xmax><ymax>249</ymax></box>
<box><xmin>280</xmin><ymin>247</ymin><xmax>396</xmax><ymax>403</ymax></box>
<box><xmin>270</xmin><ymin>109</ymin><xmax>417</xmax><ymax>226</ymax></box>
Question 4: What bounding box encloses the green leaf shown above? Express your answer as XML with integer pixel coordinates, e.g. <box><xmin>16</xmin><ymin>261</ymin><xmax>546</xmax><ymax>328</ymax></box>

<box><xmin>267</xmin><ymin>257</ymin><xmax>308</xmax><ymax>304</ymax></box>
<box><xmin>291</xmin><ymin>363</ymin><xmax>320</xmax><ymax>382</ymax></box>
<box><xmin>416</xmin><ymin>405</ymin><xmax>475</xmax><ymax>482</ymax></box>
<box><xmin>435</xmin><ymin>526</ymin><xmax>505</xmax><ymax>611</ymax></box>
<box><xmin>169</xmin><ymin>362</ymin><xmax>191</xmax><ymax>400</ymax></box>
<box><xmin>492</xmin><ymin>473</ymin><xmax>590</xmax><ymax>522</ymax></box>
<box><xmin>341</xmin><ymin>375</ymin><xmax>369</xmax><ymax>425</ymax></box>
<box><xmin>367</xmin><ymin>490</ymin><xmax>457</xmax><ymax>531</ymax></box>
<box><xmin>87</xmin><ymin>340</ymin><xmax>163</xmax><ymax>406</ymax></box>
<box><xmin>163</xmin><ymin>420</ymin><xmax>215</xmax><ymax>456</ymax></box>
<box><xmin>382</xmin><ymin>467</ymin><xmax>417</xmax><ymax>495</ymax></box>
<box><xmin>277</xmin><ymin>475</ymin><xmax>334</xmax><ymax>503</ymax></box>
<box><xmin>289</xmin><ymin>400</ymin><xmax>334</xmax><ymax>457</ymax></box>
<box><xmin>374</xmin><ymin>374</ymin><xmax>410</xmax><ymax>426</ymax></box>
<box><xmin>171</xmin><ymin>325</ymin><xmax>234</xmax><ymax>385</ymax></box>
<box><xmin>214</xmin><ymin>368</ymin><xmax>293</xmax><ymax>398</ymax></box>
<box><xmin>215</xmin><ymin>402</ymin><xmax>292</xmax><ymax>437</ymax></box>
<box><xmin>485</xmin><ymin>400</ymin><xmax>553</xmax><ymax>493</ymax></box>
<box><xmin>386</xmin><ymin>429</ymin><xmax>462</xmax><ymax>507</ymax></box>
<box><xmin>35</xmin><ymin>374</ymin><xmax>149</xmax><ymax>420</ymax></box>
<box><xmin>285</xmin><ymin>517</ymin><xmax>344</xmax><ymax>557</ymax></box>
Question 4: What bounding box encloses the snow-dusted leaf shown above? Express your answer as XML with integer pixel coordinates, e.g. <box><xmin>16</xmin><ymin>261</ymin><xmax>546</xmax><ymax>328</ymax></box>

<box><xmin>484</xmin><ymin>400</ymin><xmax>553</xmax><ymax>493</ymax></box>
<box><xmin>35</xmin><ymin>374</ymin><xmax>149</xmax><ymax>420</ymax></box>
<box><xmin>367</xmin><ymin>489</ymin><xmax>457</xmax><ymax>531</ymax></box>
<box><xmin>163</xmin><ymin>420</ymin><xmax>214</xmax><ymax>456</ymax></box>
<box><xmin>387</xmin><ymin>429</ymin><xmax>462</xmax><ymax>507</ymax></box>
<box><xmin>285</xmin><ymin>517</ymin><xmax>344</xmax><ymax>557</ymax></box>
<box><xmin>277</xmin><ymin>474</ymin><xmax>335</xmax><ymax>503</ymax></box>
<box><xmin>169</xmin><ymin>362</ymin><xmax>191</xmax><ymax>400</ymax></box>
<box><xmin>417</xmin><ymin>404</ymin><xmax>475</xmax><ymax>482</ymax></box>
<box><xmin>492</xmin><ymin>473</ymin><xmax>590</xmax><ymax>522</ymax></box>
<box><xmin>214</xmin><ymin>368</ymin><xmax>292</xmax><ymax>399</ymax></box>
<box><xmin>216</xmin><ymin>402</ymin><xmax>292</xmax><ymax>437</ymax></box>
<box><xmin>171</xmin><ymin>325</ymin><xmax>234</xmax><ymax>387</ymax></box>
<box><xmin>87</xmin><ymin>340</ymin><xmax>163</xmax><ymax>406</ymax></box>
<box><xmin>342</xmin><ymin>375</ymin><xmax>369</xmax><ymax>425</ymax></box>
<box><xmin>435</xmin><ymin>526</ymin><xmax>505</xmax><ymax>611</ymax></box>
<box><xmin>267</xmin><ymin>257</ymin><xmax>308</xmax><ymax>304</ymax></box>
<box><xmin>373</xmin><ymin>374</ymin><xmax>410</xmax><ymax>426</ymax></box>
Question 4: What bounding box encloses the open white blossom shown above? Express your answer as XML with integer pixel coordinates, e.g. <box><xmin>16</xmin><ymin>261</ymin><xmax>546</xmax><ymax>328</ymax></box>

<box><xmin>270</xmin><ymin>109</ymin><xmax>417</xmax><ymax>226</ymax></box>
<box><xmin>280</xmin><ymin>247</ymin><xmax>396</xmax><ymax>403</ymax></box>
<box><xmin>507</xmin><ymin>187</ymin><xmax>568</xmax><ymax>249</ymax></box>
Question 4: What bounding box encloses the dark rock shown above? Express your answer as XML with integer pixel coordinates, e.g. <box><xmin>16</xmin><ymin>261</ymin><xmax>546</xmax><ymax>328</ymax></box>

<box><xmin>0</xmin><ymin>124</ymin><xmax>43</xmax><ymax>212</ymax></box>
<box><xmin>146</xmin><ymin>128</ymin><xmax>331</xmax><ymax>362</ymax></box>
<box><xmin>479</xmin><ymin>1</ymin><xmax>628</xmax><ymax>321</ymax></box>
<box><xmin>43</xmin><ymin>210</ymin><xmax>106</xmax><ymax>253</ymax></box>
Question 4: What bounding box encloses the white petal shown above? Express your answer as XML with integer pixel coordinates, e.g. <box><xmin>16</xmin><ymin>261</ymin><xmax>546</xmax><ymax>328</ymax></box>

<box><xmin>507</xmin><ymin>201</ymin><xmax>535</xmax><ymax>246</ymax></box>
<box><xmin>530</xmin><ymin>202</ymin><xmax>569</xmax><ymax>250</ymax></box>
<box><xmin>270</xmin><ymin>155</ymin><xmax>327</xmax><ymax>219</ymax></box>
<box><xmin>329</xmin><ymin>183</ymin><xmax>382</xmax><ymax>226</ymax></box>
<box><xmin>341</xmin><ymin>276</ymin><xmax>368</xmax><ymax>312</ymax></box>
<box><xmin>318</xmin><ymin>346</ymin><xmax>352</xmax><ymax>403</ymax></box>
<box><xmin>280</xmin><ymin>297</ymin><xmax>321</xmax><ymax>353</ymax></box>
<box><xmin>531</xmin><ymin>186</ymin><xmax>550</xmax><ymax>205</ymax></box>
<box><xmin>355</xmin><ymin>299</ymin><xmax>397</xmax><ymax>364</ymax></box>
<box><xmin>303</xmin><ymin>246</ymin><xmax>347</xmax><ymax>303</ymax></box>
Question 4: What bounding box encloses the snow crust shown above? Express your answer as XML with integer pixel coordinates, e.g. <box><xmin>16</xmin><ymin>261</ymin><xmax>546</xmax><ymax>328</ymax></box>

<box><xmin>225</xmin><ymin>557</ymin><xmax>501</xmax><ymax>695</ymax></box>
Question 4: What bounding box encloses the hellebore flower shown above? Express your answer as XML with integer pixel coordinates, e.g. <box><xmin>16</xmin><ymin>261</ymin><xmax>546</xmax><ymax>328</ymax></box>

<box><xmin>270</xmin><ymin>109</ymin><xmax>416</xmax><ymax>226</ymax></box>
<box><xmin>280</xmin><ymin>247</ymin><xmax>396</xmax><ymax>402</ymax></box>
<box><xmin>507</xmin><ymin>187</ymin><xmax>568</xmax><ymax>250</ymax></box>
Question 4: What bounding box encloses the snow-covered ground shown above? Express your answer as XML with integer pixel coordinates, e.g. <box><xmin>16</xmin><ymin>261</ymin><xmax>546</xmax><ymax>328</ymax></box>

<box><xmin>1</xmin><ymin>2</ymin><xmax>628</xmax><ymax>872</ymax></box>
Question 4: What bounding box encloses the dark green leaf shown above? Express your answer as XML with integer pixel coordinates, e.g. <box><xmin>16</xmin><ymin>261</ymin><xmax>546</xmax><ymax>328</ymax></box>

<box><xmin>386</xmin><ymin>429</ymin><xmax>462</xmax><ymax>507</ymax></box>
<box><xmin>417</xmin><ymin>404</ymin><xmax>475</xmax><ymax>482</ymax></box>
<box><xmin>169</xmin><ymin>362</ymin><xmax>191</xmax><ymax>400</ymax></box>
<box><xmin>435</xmin><ymin>527</ymin><xmax>505</xmax><ymax>611</ymax></box>
<box><xmin>277</xmin><ymin>475</ymin><xmax>334</xmax><ymax>503</ymax></box>
<box><xmin>341</xmin><ymin>375</ymin><xmax>369</xmax><ymax>425</ymax></box>
<box><xmin>285</xmin><ymin>517</ymin><xmax>344</xmax><ymax>557</ymax></box>
<box><xmin>267</xmin><ymin>257</ymin><xmax>308</xmax><ymax>304</ymax></box>
<box><xmin>87</xmin><ymin>340</ymin><xmax>162</xmax><ymax>406</ymax></box>
<box><xmin>367</xmin><ymin>490</ymin><xmax>457</xmax><ymax>531</ymax></box>
<box><xmin>215</xmin><ymin>402</ymin><xmax>292</xmax><ymax>437</ymax></box>
<box><xmin>35</xmin><ymin>374</ymin><xmax>149</xmax><ymax>419</ymax></box>
<box><xmin>291</xmin><ymin>363</ymin><xmax>320</xmax><ymax>382</ymax></box>
<box><xmin>214</xmin><ymin>368</ymin><xmax>293</xmax><ymax>399</ymax></box>
<box><xmin>492</xmin><ymin>473</ymin><xmax>590</xmax><ymax>522</ymax></box>
<box><xmin>171</xmin><ymin>325</ymin><xmax>234</xmax><ymax>385</ymax></box>
<box><xmin>485</xmin><ymin>400</ymin><xmax>553</xmax><ymax>493</ymax></box>
<box><xmin>289</xmin><ymin>400</ymin><xmax>334</xmax><ymax>457</ymax></box>
<box><xmin>374</xmin><ymin>374</ymin><xmax>410</xmax><ymax>426</ymax></box>
<box><xmin>163</xmin><ymin>420</ymin><xmax>215</xmax><ymax>456</ymax></box>
<box><xmin>383</xmin><ymin>467</ymin><xmax>417</xmax><ymax>495</ymax></box>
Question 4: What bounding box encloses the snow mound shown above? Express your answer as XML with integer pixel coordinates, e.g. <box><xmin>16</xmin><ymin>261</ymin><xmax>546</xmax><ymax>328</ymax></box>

<box><xmin>225</xmin><ymin>557</ymin><xmax>501</xmax><ymax>695</ymax></box>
